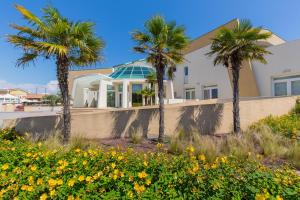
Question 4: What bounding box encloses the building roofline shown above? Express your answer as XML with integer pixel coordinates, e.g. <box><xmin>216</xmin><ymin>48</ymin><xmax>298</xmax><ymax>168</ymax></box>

<box><xmin>70</xmin><ymin>67</ymin><xmax>112</xmax><ymax>72</ymax></box>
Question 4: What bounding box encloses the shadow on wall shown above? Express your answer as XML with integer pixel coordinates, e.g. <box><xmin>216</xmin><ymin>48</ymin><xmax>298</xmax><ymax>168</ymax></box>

<box><xmin>110</xmin><ymin>110</ymin><xmax>135</xmax><ymax>138</ymax></box>
<box><xmin>12</xmin><ymin>116</ymin><xmax>62</xmax><ymax>139</ymax></box>
<box><xmin>126</xmin><ymin>108</ymin><xmax>158</xmax><ymax>138</ymax></box>
<box><xmin>177</xmin><ymin>104</ymin><xmax>223</xmax><ymax>136</ymax></box>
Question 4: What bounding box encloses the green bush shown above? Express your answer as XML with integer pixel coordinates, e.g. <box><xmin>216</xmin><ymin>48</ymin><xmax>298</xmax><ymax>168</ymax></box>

<box><xmin>0</xmin><ymin>139</ymin><xmax>299</xmax><ymax>199</ymax></box>
<box><xmin>251</xmin><ymin>114</ymin><xmax>300</xmax><ymax>138</ymax></box>
<box><xmin>292</xmin><ymin>98</ymin><xmax>300</xmax><ymax>115</ymax></box>
<box><xmin>0</xmin><ymin>128</ymin><xmax>22</xmax><ymax>141</ymax></box>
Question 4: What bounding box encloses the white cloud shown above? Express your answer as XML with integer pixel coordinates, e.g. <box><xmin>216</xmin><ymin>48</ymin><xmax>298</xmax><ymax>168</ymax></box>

<box><xmin>0</xmin><ymin>80</ymin><xmax>59</xmax><ymax>94</ymax></box>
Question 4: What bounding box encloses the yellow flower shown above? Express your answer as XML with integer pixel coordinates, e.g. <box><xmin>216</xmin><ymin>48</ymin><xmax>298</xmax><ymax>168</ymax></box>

<box><xmin>40</xmin><ymin>193</ymin><xmax>47</xmax><ymax>200</ymax></box>
<box><xmin>78</xmin><ymin>175</ymin><xmax>85</xmax><ymax>182</ymax></box>
<box><xmin>48</xmin><ymin>179</ymin><xmax>57</xmax><ymax>187</ymax></box>
<box><xmin>68</xmin><ymin>179</ymin><xmax>75</xmax><ymax>187</ymax></box>
<box><xmin>143</xmin><ymin>161</ymin><xmax>148</xmax><ymax>167</ymax></box>
<box><xmin>117</xmin><ymin>155</ymin><xmax>123</xmax><ymax>160</ymax></box>
<box><xmin>21</xmin><ymin>185</ymin><xmax>27</xmax><ymax>191</ymax></box>
<box><xmin>37</xmin><ymin>179</ymin><xmax>43</xmax><ymax>185</ymax></box>
<box><xmin>50</xmin><ymin>190</ymin><xmax>56</xmax><ymax>197</ymax></box>
<box><xmin>38</xmin><ymin>142</ymin><xmax>42</xmax><ymax>147</ymax></box>
<box><xmin>27</xmin><ymin>186</ymin><xmax>34</xmax><ymax>192</ymax></box>
<box><xmin>111</xmin><ymin>163</ymin><xmax>116</xmax><ymax>169</ymax></box>
<box><xmin>113</xmin><ymin>174</ymin><xmax>118</xmax><ymax>180</ymax></box>
<box><xmin>211</xmin><ymin>163</ymin><xmax>217</xmax><ymax>169</ymax></box>
<box><xmin>276</xmin><ymin>195</ymin><xmax>283</xmax><ymax>200</ymax></box>
<box><xmin>57</xmin><ymin>179</ymin><xmax>63</xmax><ymax>185</ymax></box>
<box><xmin>138</xmin><ymin>171</ymin><xmax>147</xmax><ymax>179</ymax></box>
<box><xmin>220</xmin><ymin>156</ymin><xmax>227</xmax><ymax>163</ymax></box>
<box><xmin>192</xmin><ymin>163</ymin><xmax>199</xmax><ymax>173</ymax></box>
<box><xmin>186</xmin><ymin>146</ymin><xmax>195</xmax><ymax>154</ymax></box>
<box><xmin>127</xmin><ymin>191</ymin><xmax>133</xmax><ymax>198</ymax></box>
<box><xmin>199</xmin><ymin>154</ymin><xmax>206</xmax><ymax>162</ymax></box>
<box><xmin>67</xmin><ymin>195</ymin><xmax>75</xmax><ymax>200</ymax></box>
<box><xmin>134</xmin><ymin>182</ymin><xmax>145</xmax><ymax>194</ymax></box>
<box><xmin>111</xmin><ymin>150</ymin><xmax>117</xmax><ymax>156</ymax></box>
<box><xmin>145</xmin><ymin>179</ymin><xmax>151</xmax><ymax>186</ymax></box>
<box><xmin>30</xmin><ymin>165</ymin><xmax>37</xmax><ymax>171</ymax></box>
<box><xmin>75</xmin><ymin>148</ymin><xmax>81</xmax><ymax>153</ymax></box>
<box><xmin>1</xmin><ymin>163</ymin><xmax>9</xmax><ymax>171</ymax></box>
<box><xmin>86</xmin><ymin>176</ymin><xmax>92</xmax><ymax>183</ymax></box>
<box><xmin>28</xmin><ymin>176</ymin><xmax>34</xmax><ymax>185</ymax></box>
<box><xmin>156</xmin><ymin>143</ymin><xmax>163</xmax><ymax>149</ymax></box>
<box><xmin>82</xmin><ymin>160</ymin><xmax>87</xmax><ymax>165</ymax></box>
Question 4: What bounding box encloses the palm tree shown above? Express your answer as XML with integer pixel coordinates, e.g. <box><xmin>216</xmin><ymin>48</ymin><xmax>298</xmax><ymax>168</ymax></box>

<box><xmin>146</xmin><ymin>72</ymin><xmax>157</xmax><ymax>105</ymax></box>
<box><xmin>207</xmin><ymin>20</ymin><xmax>271</xmax><ymax>134</ymax></box>
<box><xmin>8</xmin><ymin>5</ymin><xmax>104</xmax><ymax>143</ymax></box>
<box><xmin>140</xmin><ymin>87</ymin><xmax>155</xmax><ymax>105</ymax></box>
<box><xmin>132</xmin><ymin>15</ymin><xmax>189</xmax><ymax>142</ymax></box>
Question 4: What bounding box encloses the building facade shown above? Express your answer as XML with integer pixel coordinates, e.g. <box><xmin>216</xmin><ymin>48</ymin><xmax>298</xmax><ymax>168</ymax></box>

<box><xmin>70</xmin><ymin>60</ymin><xmax>175</xmax><ymax>108</ymax></box>
<box><xmin>173</xmin><ymin>19</ymin><xmax>300</xmax><ymax>100</ymax></box>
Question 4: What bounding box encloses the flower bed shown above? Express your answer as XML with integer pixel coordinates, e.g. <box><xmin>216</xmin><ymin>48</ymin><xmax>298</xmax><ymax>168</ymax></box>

<box><xmin>0</xmin><ymin>139</ymin><xmax>299</xmax><ymax>200</ymax></box>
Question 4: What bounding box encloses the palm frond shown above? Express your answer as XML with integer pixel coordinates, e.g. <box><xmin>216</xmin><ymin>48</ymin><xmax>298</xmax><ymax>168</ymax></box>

<box><xmin>16</xmin><ymin>52</ymin><xmax>38</xmax><ymax>67</ymax></box>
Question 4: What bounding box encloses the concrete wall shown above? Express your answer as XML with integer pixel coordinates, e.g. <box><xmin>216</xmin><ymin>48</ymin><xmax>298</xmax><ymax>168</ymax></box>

<box><xmin>3</xmin><ymin>96</ymin><xmax>298</xmax><ymax>139</ymax></box>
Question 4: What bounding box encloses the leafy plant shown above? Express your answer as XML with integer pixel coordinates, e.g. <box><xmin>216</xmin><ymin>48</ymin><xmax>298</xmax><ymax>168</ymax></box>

<box><xmin>0</xmin><ymin>137</ymin><xmax>299</xmax><ymax>199</ymax></box>
<box><xmin>132</xmin><ymin>15</ymin><xmax>189</xmax><ymax>142</ymax></box>
<box><xmin>207</xmin><ymin>19</ymin><xmax>271</xmax><ymax>134</ymax></box>
<box><xmin>8</xmin><ymin>5</ymin><xmax>104</xmax><ymax>143</ymax></box>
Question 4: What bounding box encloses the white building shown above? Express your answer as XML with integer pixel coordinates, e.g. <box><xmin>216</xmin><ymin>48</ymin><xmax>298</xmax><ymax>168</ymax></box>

<box><xmin>70</xmin><ymin>19</ymin><xmax>300</xmax><ymax>108</ymax></box>
<box><xmin>0</xmin><ymin>94</ymin><xmax>21</xmax><ymax>104</ymax></box>
<box><xmin>71</xmin><ymin>60</ymin><xmax>175</xmax><ymax>108</ymax></box>
<box><xmin>173</xmin><ymin>19</ymin><xmax>300</xmax><ymax>100</ymax></box>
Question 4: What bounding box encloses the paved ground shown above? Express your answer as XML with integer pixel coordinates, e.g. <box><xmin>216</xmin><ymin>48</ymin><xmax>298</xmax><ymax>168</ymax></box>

<box><xmin>0</xmin><ymin>111</ymin><xmax>58</xmax><ymax>128</ymax></box>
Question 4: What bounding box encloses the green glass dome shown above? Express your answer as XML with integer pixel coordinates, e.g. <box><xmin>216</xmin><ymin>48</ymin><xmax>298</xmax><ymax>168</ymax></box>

<box><xmin>109</xmin><ymin>66</ymin><xmax>155</xmax><ymax>79</ymax></box>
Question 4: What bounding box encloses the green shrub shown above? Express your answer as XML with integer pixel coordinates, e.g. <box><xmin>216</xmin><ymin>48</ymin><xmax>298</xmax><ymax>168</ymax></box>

<box><xmin>0</xmin><ymin>128</ymin><xmax>22</xmax><ymax>141</ymax></box>
<box><xmin>292</xmin><ymin>98</ymin><xmax>300</xmax><ymax>115</ymax></box>
<box><xmin>0</xmin><ymin>139</ymin><xmax>299</xmax><ymax>199</ymax></box>
<box><xmin>251</xmin><ymin>114</ymin><xmax>300</xmax><ymax>138</ymax></box>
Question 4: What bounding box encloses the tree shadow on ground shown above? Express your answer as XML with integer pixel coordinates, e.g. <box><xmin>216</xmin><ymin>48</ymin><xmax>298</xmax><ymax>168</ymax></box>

<box><xmin>126</xmin><ymin>108</ymin><xmax>158</xmax><ymax>138</ymax></box>
<box><xmin>177</xmin><ymin>103</ymin><xmax>223</xmax><ymax>136</ymax></box>
<box><xmin>111</xmin><ymin>110</ymin><xmax>135</xmax><ymax>138</ymax></box>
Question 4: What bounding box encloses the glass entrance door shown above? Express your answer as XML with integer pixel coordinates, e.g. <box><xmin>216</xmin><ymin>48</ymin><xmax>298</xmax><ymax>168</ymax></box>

<box><xmin>107</xmin><ymin>85</ymin><xmax>115</xmax><ymax>107</ymax></box>
<box><xmin>132</xmin><ymin>84</ymin><xmax>143</xmax><ymax>107</ymax></box>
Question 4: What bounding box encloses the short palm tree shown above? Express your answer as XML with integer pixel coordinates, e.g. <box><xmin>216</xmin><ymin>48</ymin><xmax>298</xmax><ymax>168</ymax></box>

<box><xmin>132</xmin><ymin>15</ymin><xmax>189</xmax><ymax>142</ymax></box>
<box><xmin>207</xmin><ymin>20</ymin><xmax>271</xmax><ymax>134</ymax></box>
<box><xmin>8</xmin><ymin>5</ymin><xmax>104</xmax><ymax>143</ymax></box>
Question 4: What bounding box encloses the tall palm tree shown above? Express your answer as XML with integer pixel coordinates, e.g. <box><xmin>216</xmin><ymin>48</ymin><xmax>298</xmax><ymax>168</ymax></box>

<box><xmin>207</xmin><ymin>20</ymin><xmax>271</xmax><ymax>134</ymax></box>
<box><xmin>8</xmin><ymin>5</ymin><xmax>104</xmax><ymax>143</ymax></box>
<box><xmin>132</xmin><ymin>15</ymin><xmax>189</xmax><ymax>142</ymax></box>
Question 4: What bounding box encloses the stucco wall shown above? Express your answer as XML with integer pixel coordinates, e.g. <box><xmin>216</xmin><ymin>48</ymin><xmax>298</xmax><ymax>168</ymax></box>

<box><xmin>3</xmin><ymin>96</ymin><xmax>298</xmax><ymax>139</ymax></box>
<box><xmin>174</xmin><ymin>45</ymin><xmax>233</xmax><ymax>99</ymax></box>
<box><xmin>252</xmin><ymin>39</ymin><xmax>300</xmax><ymax>97</ymax></box>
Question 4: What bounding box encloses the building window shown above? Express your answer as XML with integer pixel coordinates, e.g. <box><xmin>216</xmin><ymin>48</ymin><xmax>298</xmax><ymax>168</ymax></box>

<box><xmin>184</xmin><ymin>66</ymin><xmax>189</xmax><ymax>84</ymax></box>
<box><xmin>184</xmin><ymin>66</ymin><xmax>188</xmax><ymax>76</ymax></box>
<box><xmin>273</xmin><ymin>75</ymin><xmax>300</xmax><ymax>96</ymax></box>
<box><xmin>185</xmin><ymin>88</ymin><xmax>195</xmax><ymax>100</ymax></box>
<box><xmin>203</xmin><ymin>85</ymin><xmax>218</xmax><ymax>100</ymax></box>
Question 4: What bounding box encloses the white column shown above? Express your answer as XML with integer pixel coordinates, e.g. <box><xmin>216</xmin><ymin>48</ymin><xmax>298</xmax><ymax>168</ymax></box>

<box><xmin>168</xmin><ymin>80</ymin><xmax>174</xmax><ymax>99</ymax></box>
<box><xmin>97</xmin><ymin>79</ymin><xmax>107</xmax><ymax>108</ymax></box>
<box><xmin>122</xmin><ymin>80</ymin><xmax>128</xmax><ymax>108</ymax></box>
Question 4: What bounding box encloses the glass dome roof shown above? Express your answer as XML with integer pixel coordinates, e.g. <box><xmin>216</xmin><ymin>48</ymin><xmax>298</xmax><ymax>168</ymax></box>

<box><xmin>109</xmin><ymin>66</ymin><xmax>155</xmax><ymax>79</ymax></box>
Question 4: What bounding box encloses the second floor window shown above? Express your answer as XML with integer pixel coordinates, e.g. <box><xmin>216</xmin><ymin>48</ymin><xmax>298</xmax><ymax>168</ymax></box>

<box><xmin>184</xmin><ymin>66</ymin><xmax>188</xmax><ymax>76</ymax></box>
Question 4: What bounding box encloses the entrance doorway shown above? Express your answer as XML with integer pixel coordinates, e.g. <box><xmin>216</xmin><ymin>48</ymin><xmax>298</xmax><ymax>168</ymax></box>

<box><xmin>132</xmin><ymin>84</ymin><xmax>143</xmax><ymax>107</ymax></box>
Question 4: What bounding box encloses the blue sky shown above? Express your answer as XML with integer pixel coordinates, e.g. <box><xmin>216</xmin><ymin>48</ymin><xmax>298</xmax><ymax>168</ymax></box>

<box><xmin>0</xmin><ymin>0</ymin><xmax>300</xmax><ymax>93</ymax></box>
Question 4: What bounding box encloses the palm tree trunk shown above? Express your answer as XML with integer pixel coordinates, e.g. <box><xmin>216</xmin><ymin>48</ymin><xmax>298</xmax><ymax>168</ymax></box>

<box><xmin>56</xmin><ymin>57</ymin><xmax>71</xmax><ymax>143</ymax></box>
<box><xmin>157</xmin><ymin>65</ymin><xmax>165</xmax><ymax>142</ymax></box>
<box><xmin>231</xmin><ymin>63</ymin><xmax>241</xmax><ymax>134</ymax></box>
